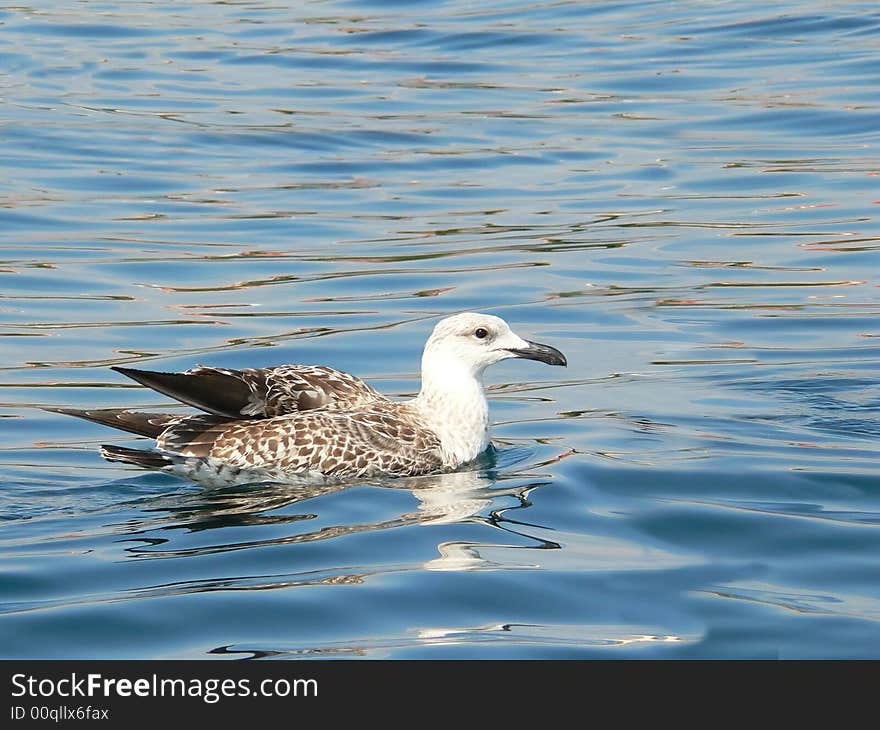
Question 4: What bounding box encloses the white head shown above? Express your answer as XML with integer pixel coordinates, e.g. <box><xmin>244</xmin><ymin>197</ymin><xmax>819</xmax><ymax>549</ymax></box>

<box><xmin>413</xmin><ymin>312</ymin><xmax>566</xmax><ymax>467</ymax></box>
<box><xmin>421</xmin><ymin>312</ymin><xmax>566</xmax><ymax>380</ymax></box>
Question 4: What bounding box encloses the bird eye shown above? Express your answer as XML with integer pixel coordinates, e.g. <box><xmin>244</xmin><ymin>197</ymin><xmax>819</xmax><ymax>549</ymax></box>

<box><xmin>474</xmin><ymin>327</ymin><xmax>488</xmax><ymax>339</ymax></box>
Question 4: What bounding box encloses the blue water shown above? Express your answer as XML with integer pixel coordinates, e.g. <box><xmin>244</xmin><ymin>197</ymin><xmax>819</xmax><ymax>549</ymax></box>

<box><xmin>1</xmin><ymin>0</ymin><xmax>878</xmax><ymax>659</ymax></box>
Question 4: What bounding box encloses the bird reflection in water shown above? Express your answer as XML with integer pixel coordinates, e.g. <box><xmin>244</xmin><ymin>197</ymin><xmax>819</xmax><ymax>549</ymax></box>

<box><xmin>115</xmin><ymin>447</ymin><xmax>567</xmax><ymax>579</ymax></box>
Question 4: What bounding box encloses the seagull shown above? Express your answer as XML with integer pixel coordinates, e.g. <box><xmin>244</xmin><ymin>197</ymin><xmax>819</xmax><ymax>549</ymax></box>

<box><xmin>49</xmin><ymin>312</ymin><xmax>566</xmax><ymax>486</ymax></box>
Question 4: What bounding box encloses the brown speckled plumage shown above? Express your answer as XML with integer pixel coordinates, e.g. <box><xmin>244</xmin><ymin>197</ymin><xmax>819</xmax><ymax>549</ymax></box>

<box><xmin>85</xmin><ymin>364</ymin><xmax>440</xmax><ymax>484</ymax></box>
<box><xmin>155</xmin><ymin>402</ymin><xmax>443</xmax><ymax>479</ymax></box>
<box><xmin>112</xmin><ymin>363</ymin><xmax>384</xmax><ymax>418</ymax></box>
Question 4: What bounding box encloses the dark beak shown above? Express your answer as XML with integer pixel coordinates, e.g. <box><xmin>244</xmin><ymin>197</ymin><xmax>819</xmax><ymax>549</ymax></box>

<box><xmin>506</xmin><ymin>340</ymin><xmax>567</xmax><ymax>367</ymax></box>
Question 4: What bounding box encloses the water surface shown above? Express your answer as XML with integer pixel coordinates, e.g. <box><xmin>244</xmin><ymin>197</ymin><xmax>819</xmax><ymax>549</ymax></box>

<box><xmin>1</xmin><ymin>0</ymin><xmax>879</xmax><ymax>658</ymax></box>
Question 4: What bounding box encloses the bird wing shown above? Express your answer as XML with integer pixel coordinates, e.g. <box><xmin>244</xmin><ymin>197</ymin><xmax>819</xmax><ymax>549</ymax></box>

<box><xmin>112</xmin><ymin>364</ymin><xmax>386</xmax><ymax>419</ymax></box>
<box><xmin>156</xmin><ymin>405</ymin><xmax>444</xmax><ymax>478</ymax></box>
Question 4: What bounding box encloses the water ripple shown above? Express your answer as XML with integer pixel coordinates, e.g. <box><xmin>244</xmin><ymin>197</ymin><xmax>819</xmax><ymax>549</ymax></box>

<box><xmin>0</xmin><ymin>0</ymin><xmax>878</xmax><ymax>659</ymax></box>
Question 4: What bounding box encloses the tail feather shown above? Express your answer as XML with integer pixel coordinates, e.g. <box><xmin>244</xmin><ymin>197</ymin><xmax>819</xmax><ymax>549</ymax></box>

<box><xmin>100</xmin><ymin>444</ymin><xmax>272</xmax><ymax>487</ymax></box>
<box><xmin>100</xmin><ymin>444</ymin><xmax>173</xmax><ymax>469</ymax></box>
<box><xmin>44</xmin><ymin>407</ymin><xmax>177</xmax><ymax>438</ymax></box>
